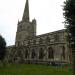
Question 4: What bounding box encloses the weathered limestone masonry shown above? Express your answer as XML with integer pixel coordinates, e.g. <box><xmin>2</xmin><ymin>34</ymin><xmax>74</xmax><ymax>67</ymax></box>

<box><xmin>6</xmin><ymin>0</ymin><xmax>70</xmax><ymax>64</ymax></box>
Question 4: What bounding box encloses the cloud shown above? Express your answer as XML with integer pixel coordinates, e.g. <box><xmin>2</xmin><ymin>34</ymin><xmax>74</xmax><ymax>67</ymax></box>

<box><xmin>0</xmin><ymin>0</ymin><xmax>65</xmax><ymax>46</ymax></box>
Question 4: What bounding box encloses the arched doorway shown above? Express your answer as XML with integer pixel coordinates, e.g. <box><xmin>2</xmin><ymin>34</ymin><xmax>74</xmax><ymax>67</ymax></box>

<box><xmin>48</xmin><ymin>47</ymin><xmax>54</xmax><ymax>59</ymax></box>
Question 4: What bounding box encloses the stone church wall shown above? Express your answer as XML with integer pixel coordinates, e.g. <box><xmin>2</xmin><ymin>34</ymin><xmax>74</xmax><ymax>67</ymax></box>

<box><xmin>6</xmin><ymin>29</ymin><xmax>70</xmax><ymax>64</ymax></box>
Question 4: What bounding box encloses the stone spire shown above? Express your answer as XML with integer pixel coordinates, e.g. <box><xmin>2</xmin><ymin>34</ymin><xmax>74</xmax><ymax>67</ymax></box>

<box><xmin>22</xmin><ymin>0</ymin><xmax>29</xmax><ymax>22</ymax></box>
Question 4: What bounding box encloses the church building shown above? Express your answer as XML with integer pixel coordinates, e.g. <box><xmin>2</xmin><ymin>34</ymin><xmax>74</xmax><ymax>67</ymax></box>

<box><xmin>7</xmin><ymin>0</ymin><xmax>70</xmax><ymax>64</ymax></box>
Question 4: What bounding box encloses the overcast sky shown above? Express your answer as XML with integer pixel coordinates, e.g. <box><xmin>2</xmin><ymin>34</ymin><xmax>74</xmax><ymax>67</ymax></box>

<box><xmin>0</xmin><ymin>0</ymin><xmax>65</xmax><ymax>46</ymax></box>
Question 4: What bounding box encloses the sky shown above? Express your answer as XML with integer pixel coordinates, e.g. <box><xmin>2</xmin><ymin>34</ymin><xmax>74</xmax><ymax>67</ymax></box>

<box><xmin>0</xmin><ymin>0</ymin><xmax>65</xmax><ymax>46</ymax></box>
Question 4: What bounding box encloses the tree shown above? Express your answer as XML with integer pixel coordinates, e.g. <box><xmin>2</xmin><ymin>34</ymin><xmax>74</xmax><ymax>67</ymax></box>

<box><xmin>0</xmin><ymin>35</ymin><xmax>6</xmax><ymax>62</ymax></box>
<box><xmin>63</xmin><ymin>0</ymin><xmax>75</xmax><ymax>74</ymax></box>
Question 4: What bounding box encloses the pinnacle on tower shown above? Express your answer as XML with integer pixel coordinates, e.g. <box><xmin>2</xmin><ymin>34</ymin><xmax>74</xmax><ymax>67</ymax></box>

<box><xmin>22</xmin><ymin>0</ymin><xmax>29</xmax><ymax>22</ymax></box>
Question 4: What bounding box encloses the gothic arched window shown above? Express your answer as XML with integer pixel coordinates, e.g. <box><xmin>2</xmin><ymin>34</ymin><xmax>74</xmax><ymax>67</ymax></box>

<box><xmin>31</xmin><ymin>49</ymin><xmax>36</xmax><ymax>59</ymax></box>
<box><xmin>25</xmin><ymin>50</ymin><xmax>29</xmax><ymax>59</ymax></box>
<box><xmin>39</xmin><ymin>48</ymin><xmax>44</xmax><ymax>59</ymax></box>
<box><xmin>46</xmin><ymin>36</ymin><xmax>50</xmax><ymax>43</ymax></box>
<box><xmin>39</xmin><ymin>38</ymin><xmax>43</xmax><ymax>44</ymax></box>
<box><xmin>54</xmin><ymin>34</ymin><xmax>59</xmax><ymax>42</ymax></box>
<box><xmin>48</xmin><ymin>47</ymin><xmax>54</xmax><ymax>59</ymax></box>
<box><xmin>33</xmin><ymin>40</ymin><xmax>36</xmax><ymax>45</ymax></box>
<box><xmin>62</xmin><ymin>46</ymin><xmax>65</xmax><ymax>59</ymax></box>
<box><xmin>18</xmin><ymin>50</ymin><xmax>22</xmax><ymax>57</ymax></box>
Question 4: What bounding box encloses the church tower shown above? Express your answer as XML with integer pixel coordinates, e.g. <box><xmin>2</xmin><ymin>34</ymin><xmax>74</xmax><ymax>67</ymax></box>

<box><xmin>15</xmin><ymin>0</ymin><xmax>36</xmax><ymax>46</ymax></box>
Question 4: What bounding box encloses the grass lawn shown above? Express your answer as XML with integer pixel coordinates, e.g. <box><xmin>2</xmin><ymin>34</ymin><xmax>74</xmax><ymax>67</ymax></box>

<box><xmin>0</xmin><ymin>64</ymin><xmax>73</xmax><ymax>75</ymax></box>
